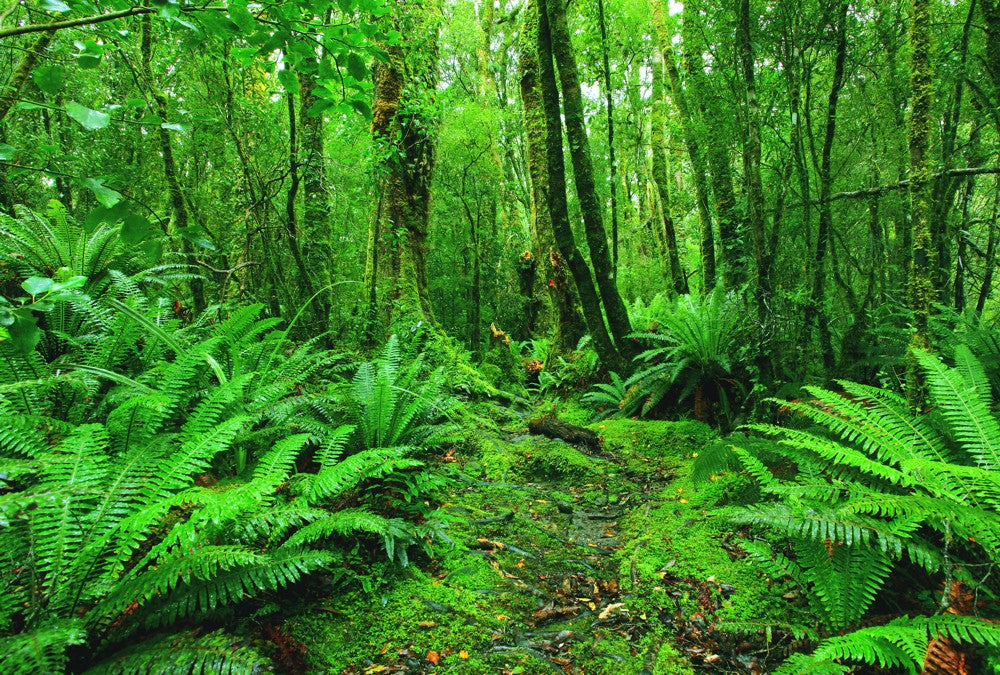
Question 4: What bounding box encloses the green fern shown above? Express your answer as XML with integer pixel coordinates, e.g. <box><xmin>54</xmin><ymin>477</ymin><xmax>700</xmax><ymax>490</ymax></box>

<box><xmin>724</xmin><ymin>346</ymin><xmax>1000</xmax><ymax>668</ymax></box>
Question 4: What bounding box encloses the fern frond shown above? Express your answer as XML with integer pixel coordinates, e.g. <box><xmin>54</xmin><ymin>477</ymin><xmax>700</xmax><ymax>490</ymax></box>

<box><xmin>0</xmin><ymin>621</ymin><xmax>86</xmax><ymax>675</ymax></box>
<box><xmin>92</xmin><ymin>628</ymin><xmax>269</xmax><ymax>674</ymax></box>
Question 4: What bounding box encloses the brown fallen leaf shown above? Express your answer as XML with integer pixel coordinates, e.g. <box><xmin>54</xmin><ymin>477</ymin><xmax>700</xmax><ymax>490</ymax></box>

<box><xmin>426</xmin><ymin>650</ymin><xmax>439</xmax><ymax>664</ymax></box>
<box><xmin>417</xmin><ymin>620</ymin><xmax>436</xmax><ymax>628</ymax></box>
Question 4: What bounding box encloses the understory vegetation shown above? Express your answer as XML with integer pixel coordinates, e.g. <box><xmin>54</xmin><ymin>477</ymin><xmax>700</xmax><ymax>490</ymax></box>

<box><xmin>3</xmin><ymin>0</ymin><xmax>1000</xmax><ymax>672</ymax></box>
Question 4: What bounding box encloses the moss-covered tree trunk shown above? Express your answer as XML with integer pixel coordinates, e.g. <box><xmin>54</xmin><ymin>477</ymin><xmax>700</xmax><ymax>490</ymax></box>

<box><xmin>141</xmin><ymin>13</ymin><xmax>205</xmax><ymax>315</ymax></box>
<box><xmin>651</xmin><ymin>0</ymin><xmax>716</xmax><ymax>293</ymax></box>
<box><xmin>807</xmin><ymin>0</ymin><xmax>848</xmax><ymax>373</ymax></box>
<box><xmin>906</xmin><ymin>0</ymin><xmax>936</xmax><ymax>406</ymax></box>
<box><xmin>685</xmin><ymin>0</ymin><xmax>743</xmax><ymax>288</ymax></box>
<box><xmin>364</xmin><ymin>0</ymin><xmax>441</xmax><ymax>335</ymax></box>
<box><xmin>298</xmin><ymin>69</ymin><xmax>334</xmax><ymax>328</ymax></box>
<box><xmin>736</xmin><ymin>0</ymin><xmax>769</xmax><ymax>322</ymax></box>
<box><xmin>536</xmin><ymin>0</ymin><xmax>626</xmax><ymax>374</ymax></box>
<box><xmin>545</xmin><ymin>0</ymin><xmax>635</xmax><ymax>360</ymax></box>
<box><xmin>518</xmin><ymin>1</ymin><xmax>586</xmax><ymax>355</ymax></box>
<box><xmin>650</xmin><ymin>47</ymin><xmax>688</xmax><ymax>296</ymax></box>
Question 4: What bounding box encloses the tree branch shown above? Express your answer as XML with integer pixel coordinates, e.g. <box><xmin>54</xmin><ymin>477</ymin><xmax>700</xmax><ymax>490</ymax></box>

<box><xmin>788</xmin><ymin>166</ymin><xmax>1000</xmax><ymax>208</ymax></box>
<box><xmin>0</xmin><ymin>6</ymin><xmax>226</xmax><ymax>40</ymax></box>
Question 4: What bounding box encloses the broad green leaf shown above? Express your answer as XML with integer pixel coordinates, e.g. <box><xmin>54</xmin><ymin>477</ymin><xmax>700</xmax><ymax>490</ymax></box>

<box><xmin>0</xmin><ymin>306</ymin><xmax>13</xmax><ymax>327</ymax></box>
<box><xmin>277</xmin><ymin>68</ymin><xmax>300</xmax><ymax>94</ymax></box>
<box><xmin>161</xmin><ymin>122</ymin><xmax>186</xmax><ymax>132</ymax></box>
<box><xmin>32</xmin><ymin>64</ymin><xmax>66</xmax><ymax>95</ymax></box>
<box><xmin>80</xmin><ymin>178</ymin><xmax>122</xmax><ymax>208</ymax></box>
<box><xmin>348</xmin><ymin>98</ymin><xmax>372</xmax><ymax>119</ymax></box>
<box><xmin>228</xmin><ymin>0</ymin><xmax>256</xmax><ymax>33</ymax></box>
<box><xmin>121</xmin><ymin>214</ymin><xmax>153</xmax><ymax>244</ymax></box>
<box><xmin>347</xmin><ymin>53</ymin><xmax>367</xmax><ymax>81</ymax></box>
<box><xmin>140</xmin><ymin>239</ymin><xmax>163</xmax><ymax>264</ymax></box>
<box><xmin>66</xmin><ymin>102</ymin><xmax>109</xmax><ymax>130</ymax></box>
<box><xmin>74</xmin><ymin>40</ymin><xmax>104</xmax><ymax>69</ymax></box>
<box><xmin>40</xmin><ymin>0</ymin><xmax>71</xmax><ymax>11</ymax></box>
<box><xmin>7</xmin><ymin>310</ymin><xmax>41</xmax><ymax>354</ymax></box>
<box><xmin>177</xmin><ymin>226</ymin><xmax>216</xmax><ymax>251</ymax></box>
<box><xmin>22</xmin><ymin>277</ymin><xmax>53</xmax><ymax>297</ymax></box>
<box><xmin>0</xmin><ymin>144</ymin><xmax>13</xmax><ymax>160</ymax></box>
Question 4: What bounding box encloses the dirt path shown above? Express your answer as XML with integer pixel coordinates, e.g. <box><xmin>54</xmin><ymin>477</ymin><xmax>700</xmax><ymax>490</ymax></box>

<box><xmin>286</xmin><ymin>418</ymin><xmax>788</xmax><ymax>674</ymax></box>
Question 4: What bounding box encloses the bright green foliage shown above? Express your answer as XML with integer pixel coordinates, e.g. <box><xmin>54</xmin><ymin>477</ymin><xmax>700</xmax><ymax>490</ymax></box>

<box><xmin>587</xmin><ymin>286</ymin><xmax>745</xmax><ymax>423</ymax></box>
<box><xmin>717</xmin><ymin>346</ymin><xmax>1000</xmax><ymax>669</ymax></box>
<box><xmin>0</xmin><ymin>277</ymin><xmax>455</xmax><ymax>671</ymax></box>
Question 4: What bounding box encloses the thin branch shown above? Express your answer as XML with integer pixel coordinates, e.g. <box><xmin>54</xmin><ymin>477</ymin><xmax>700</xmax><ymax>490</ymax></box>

<box><xmin>788</xmin><ymin>166</ymin><xmax>1000</xmax><ymax>208</ymax></box>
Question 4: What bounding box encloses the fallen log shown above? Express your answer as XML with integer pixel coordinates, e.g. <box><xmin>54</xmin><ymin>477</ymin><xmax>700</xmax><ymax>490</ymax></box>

<box><xmin>527</xmin><ymin>416</ymin><xmax>601</xmax><ymax>452</ymax></box>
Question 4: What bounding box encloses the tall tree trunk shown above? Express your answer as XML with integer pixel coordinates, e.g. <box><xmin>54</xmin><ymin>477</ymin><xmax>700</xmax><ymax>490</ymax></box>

<box><xmin>284</xmin><ymin>85</ymin><xmax>320</xmax><ymax>326</ymax></box>
<box><xmin>906</xmin><ymin>0</ymin><xmax>936</xmax><ymax>406</ymax></box>
<box><xmin>808</xmin><ymin>0</ymin><xmax>848</xmax><ymax>373</ymax></box>
<box><xmin>141</xmin><ymin>13</ymin><xmax>205</xmax><ymax>314</ymax></box>
<box><xmin>365</xmin><ymin>0</ymin><xmax>441</xmax><ymax>331</ymax></box>
<box><xmin>545</xmin><ymin>0</ymin><xmax>635</xmax><ymax>359</ymax></box>
<box><xmin>650</xmin><ymin>47</ymin><xmax>688</xmax><ymax>295</ymax></box>
<box><xmin>518</xmin><ymin>0</ymin><xmax>586</xmax><ymax>354</ymax></box>
<box><xmin>537</xmin><ymin>0</ymin><xmax>626</xmax><ymax>373</ymax></box>
<box><xmin>596</xmin><ymin>0</ymin><xmax>620</xmax><ymax>279</ymax></box>
<box><xmin>736</xmin><ymin>0</ymin><xmax>770</xmax><ymax>324</ymax></box>
<box><xmin>685</xmin><ymin>0</ymin><xmax>744</xmax><ymax>288</ymax></box>
<box><xmin>298</xmin><ymin>69</ymin><xmax>334</xmax><ymax>327</ymax></box>
<box><xmin>651</xmin><ymin>0</ymin><xmax>716</xmax><ymax>292</ymax></box>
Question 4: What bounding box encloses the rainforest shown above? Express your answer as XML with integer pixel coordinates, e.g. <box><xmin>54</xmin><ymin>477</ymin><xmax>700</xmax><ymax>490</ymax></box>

<box><xmin>1</xmin><ymin>0</ymin><xmax>999</xmax><ymax>672</ymax></box>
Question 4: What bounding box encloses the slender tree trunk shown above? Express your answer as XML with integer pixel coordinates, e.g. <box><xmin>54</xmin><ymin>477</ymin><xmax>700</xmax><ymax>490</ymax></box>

<box><xmin>976</xmin><ymin>183</ymin><xmax>1000</xmax><ymax>315</ymax></box>
<box><xmin>284</xmin><ymin>86</ymin><xmax>319</xmax><ymax>324</ymax></box>
<box><xmin>685</xmin><ymin>0</ymin><xmax>743</xmax><ymax>287</ymax></box>
<box><xmin>906</xmin><ymin>0</ymin><xmax>936</xmax><ymax>406</ymax></box>
<box><xmin>0</xmin><ymin>31</ymin><xmax>54</xmax><ymax>125</ymax></box>
<box><xmin>545</xmin><ymin>0</ymin><xmax>634</xmax><ymax>359</ymax></box>
<box><xmin>809</xmin><ymin>0</ymin><xmax>848</xmax><ymax>373</ymax></box>
<box><xmin>518</xmin><ymin>0</ymin><xmax>586</xmax><ymax>354</ymax></box>
<box><xmin>651</xmin><ymin>0</ymin><xmax>716</xmax><ymax>292</ymax></box>
<box><xmin>298</xmin><ymin>69</ymin><xmax>334</xmax><ymax>326</ymax></box>
<box><xmin>650</xmin><ymin>47</ymin><xmax>688</xmax><ymax>295</ymax></box>
<box><xmin>736</xmin><ymin>0</ymin><xmax>770</xmax><ymax>324</ymax></box>
<box><xmin>537</xmin><ymin>0</ymin><xmax>626</xmax><ymax>373</ymax></box>
<box><xmin>596</xmin><ymin>0</ymin><xmax>620</xmax><ymax>279</ymax></box>
<box><xmin>141</xmin><ymin>13</ymin><xmax>205</xmax><ymax>314</ymax></box>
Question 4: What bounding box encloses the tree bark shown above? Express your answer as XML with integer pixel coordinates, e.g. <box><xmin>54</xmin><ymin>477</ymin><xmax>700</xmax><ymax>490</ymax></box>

<box><xmin>536</xmin><ymin>0</ymin><xmax>626</xmax><ymax>373</ymax></box>
<box><xmin>545</xmin><ymin>0</ymin><xmax>635</xmax><ymax>359</ymax></box>
<box><xmin>906</xmin><ymin>0</ymin><xmax>936</xmax><ymax>406</ymax></box>
<box><xmin>518</xmin><ymin>1</ymin><xmax>586</xmax><ymax>354</ymax></box>
<box><xmin>650</xmin><ymin>47</ymin><xmax>688</xmax><ymax>295</ymax></box>
<box><xmin>651</xmin><ymin>0</ymin><xmax>716</xmax><ymax>292</ymax></box>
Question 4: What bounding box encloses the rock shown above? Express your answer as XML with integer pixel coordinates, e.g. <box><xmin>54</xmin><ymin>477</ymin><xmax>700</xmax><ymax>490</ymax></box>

<box><xmin>557</xmin><ymin>500</ymin><xmax>574</xmax><ymax>514</ymax></box>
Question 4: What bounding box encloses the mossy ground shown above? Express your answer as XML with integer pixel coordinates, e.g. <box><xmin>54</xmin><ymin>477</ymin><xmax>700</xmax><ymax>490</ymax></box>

<box><xmin>285</xmin><ymin>415</ymin><xmax>790</xmax><ymax>673</ymax></box>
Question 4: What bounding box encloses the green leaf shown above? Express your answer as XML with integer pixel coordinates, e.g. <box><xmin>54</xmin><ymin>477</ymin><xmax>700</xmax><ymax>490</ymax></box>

<box><xmin>0</xmin><ymin>144</ymin><xmax>13</xmax><ymax>160</ymax></box>
<box><xmin>22</xmin><ymin>277</ymin><xmax>54</xmax><ymax>297</ymax></box>
<box><xmin>140</xmin><ymin>239</ymin><xmax>163</xmax><ymax>264</ymax></box>
<box><xmin>74</xmin><ymin>40</ymin><xmax>104</xmax><ymax>69</ymax></box>
<box><xmin>348</xmin><ymin>98</ymin><xmax>372</xmax><ymax>119</ymax></box>
<box><xmin>0</xmin><ymin>306</ymin><xmax>13</xmax><ymax>326</ymax></box>
<box><xmin>346</xmin><ymin>53</ymin><xmax>367</xmax><ymax>81</ymax></box>
<box><xmin>7</xmin><ymin>310</ymin><xmax>41</xmax><ymax>354</ymax></box>
<box><xmin>40</xmin><ymin>0</ymin><xmax>71</xmax><ymax>11</ymax></box>
<box><xmin>161</xmin><ymin>122</ymin><xmax>186</xmax><ymax>132</ymax></box>
<box><xmin>80</xmin><ymin>178</ymin><xmax>122</xmax><ymax>208</ymax></box>
<box><xmin>277</xmin><ymin>68</ymin><xmax>300</xmax><ymax>94</ymax></box>
<box><xmin>228</xmin><ymin>0</ymin><xmax>256</xmax><ymax>33</ymax></box>
<box><xmin>66</xmin><ymin>102</ymin><xmax>109</xmax><ymax>130</ymax></box>
<box><xmin>121</xmin><ymin>214</ymin><xmax>153</xmax><ymax>244</ymax></box>
<box><xmin>32</xmin><ymin>64</ymin><xmax>66</xmax><ymax>95</ymax></box>
<box><xmin>177</xmin><ymin>226</ymin><xmax>216</xmax><ymax>251</ymax></box>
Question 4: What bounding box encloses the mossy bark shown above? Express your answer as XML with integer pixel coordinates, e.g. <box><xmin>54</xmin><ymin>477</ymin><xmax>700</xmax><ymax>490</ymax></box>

<box><xmin>651</xmin><ymin>0</ymin><xmax>716</xmax><ymax>293</ymax></box>
<box><xmin>685</xmin><ymin>0</ymin><xmax>744</xmax><ymax>289</ymax></box>
<box><xmin>141</xmin><ymin>13</ymin><xmax>205</xmax><ymax>314</ymax></box>
<box><xmin>544</xmin><ymin>0</ymin><xmax>635</xmax><ymax>360</ymax></box>
<box><xmin>735</xmin><ymin>0</ymin><xmax>769</xmax><ymax>323</ymax></box>
<box><xmin>808</xmin><ymin>0</ymin><xmax>848</xmax><ymax>374</ymax></box>
<box><xmin>364</xmin><ymin>0</ymin><xmax>441</xmax><ymax>334</ymax></box>
<box><xmin>536</xmin><ymin>0</ymin><xmax>626</xmax><ymax>374</ymax></box>
<box><xmin>518</xmin><ymin>0</ymin><xmax>587</xmax><ymax>356</ymax></box>
<box><xmin>650</xmin><ymin>48</ymin><xmax>688</xmax><ymax>296</ymax></box>
<box><xmin>906</xmin><ymin>0</ymin><xmax>936</xmax><ymax>407</ymax></box>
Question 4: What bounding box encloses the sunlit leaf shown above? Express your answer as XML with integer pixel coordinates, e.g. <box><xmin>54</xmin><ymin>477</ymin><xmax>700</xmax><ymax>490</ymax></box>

<box><xmin>66</xmin><ymin>102</ymin><xmax>109</xmax><ymax>130</ymax></box>
<box><xmin>80</xmin><ymin>177</ymin><xmax>122</xmax><ymax>208</ymax></box>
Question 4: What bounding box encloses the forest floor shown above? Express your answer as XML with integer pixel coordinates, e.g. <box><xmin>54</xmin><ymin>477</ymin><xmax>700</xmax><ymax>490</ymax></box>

<box><xmin>284</xmin><ymin>405</ymin><xmax>795</xmax><ymax>674</ymax></box>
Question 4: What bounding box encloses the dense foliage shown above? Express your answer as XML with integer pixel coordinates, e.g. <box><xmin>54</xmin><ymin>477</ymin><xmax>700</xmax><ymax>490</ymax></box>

<box><xmin>2</xmin><ymin>0</ymin><xmax>1000</xmax><ymax>671</ymax></box>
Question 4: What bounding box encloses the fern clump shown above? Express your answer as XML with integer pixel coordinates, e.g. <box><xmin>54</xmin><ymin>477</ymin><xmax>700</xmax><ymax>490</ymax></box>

<box><xmin>718</xmin><ymin>346</ymin><xmax>1000</xmax><ymax>672</ymax></box>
